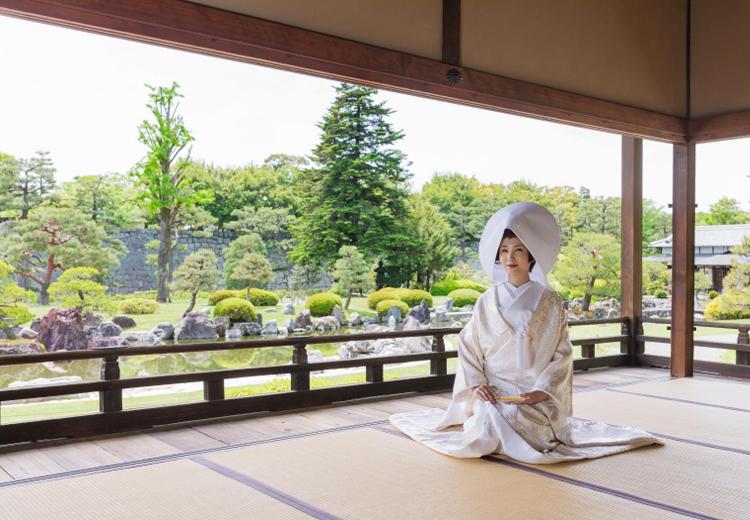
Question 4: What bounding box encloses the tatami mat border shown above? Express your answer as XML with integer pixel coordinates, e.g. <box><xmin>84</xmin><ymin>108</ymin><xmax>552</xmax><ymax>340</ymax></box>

<box><xmin>606</xmin><ymin>389</ymin><xmax>750</xmax><ymax>412</ymax></box>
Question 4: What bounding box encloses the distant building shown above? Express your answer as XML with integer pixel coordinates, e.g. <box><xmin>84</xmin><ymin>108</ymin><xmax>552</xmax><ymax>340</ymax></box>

<box><xmin>648</xmin><ymin>224</ymin><xmax>750</xmax><ymax>291</ymax></box>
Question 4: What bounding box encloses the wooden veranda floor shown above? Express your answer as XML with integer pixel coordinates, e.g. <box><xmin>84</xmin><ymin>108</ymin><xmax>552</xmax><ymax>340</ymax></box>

<box><xmin>0</xmin><ymin>366</ymin><xmax>748</xmax><ymax>519</ymax></box>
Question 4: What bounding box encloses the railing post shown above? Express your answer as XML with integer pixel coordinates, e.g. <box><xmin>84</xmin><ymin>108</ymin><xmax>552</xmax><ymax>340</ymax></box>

<box><xmin>203</xmin><ymin>378</ymin><xmax>225</xmax><ymax>401</ymax></box>
<box><xmin>431</xmin><ymin>334</ymin><xmax>447</xmax><ymax>376</ymax></box>
<box><xmin>291</xmin><ymin>342</ymin><xmax>310</xmax><ymax>391</ymax></box>
<box><xmin>366</xmin><ymin>362</ymin><xmax>384</xmax><ymax>383</ymax></box>
<box><xmin>737</xmin><ymin>328</ymin><xmax>749</xmax><ymax>365</ymax></box>
<box><xmin>581</xmin><ymin>343</ymin><xmax>596</xmax><ymax>359</ymax></box>
<box><xmin>99</xmin><ymin>354</ymin><xmax>122</xmax><ymax>413</ymax></box>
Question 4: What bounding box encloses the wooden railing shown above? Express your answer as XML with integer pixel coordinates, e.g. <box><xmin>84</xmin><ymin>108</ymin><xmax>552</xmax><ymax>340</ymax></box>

<box><xmin>638</xmin><ymin>317</ymin><xmax>750</xmax><ymax>378</ymax></box>
<box><xmin>0</xmin><ymin>320</ymin><xmax>630</xmax><ymax>445</ymax></box>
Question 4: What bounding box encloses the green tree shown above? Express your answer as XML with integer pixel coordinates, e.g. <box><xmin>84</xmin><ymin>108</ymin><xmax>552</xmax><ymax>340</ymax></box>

<box><xmin>553</xmin><ymin>232</ymin><xmax>620</xmax><ymax>310</ymax></box>
<box><xmin>171</xmin><ymin>249</ymin><xmax>221</xmax><ymax>317</ymax></box>
<box><xmin>408</xmin><ymin>197</ymin><xmax>457</xmax><ymax>288</ymax></box>
<box><xmin>0</xmin><ymin>151</ymin><xmax>57</xmax><ymax>219</ymax></box>
<box><xmin>130</xmin><ymin>82</ymin><xmax>212</xmax><ymax>303</ymax></box>
<box><xmin>696</xmin><ymin>197</ymin><xmax>750</xmax><ymax>226</ymax></box>
<box><xmin>0</xmin><ymin>259</ymin><xmax>35</xmax><ymax>328</ymax></box>
<box><xmin>331</xmin><ymin>245</ymin><xmax>376</xmax><ymax>309</ymax></box>
<box><xmin>48</xmin><ymin>267</ymin><xmax>114</xmax><ymax>314</ymax></box>
<box><xmin>642</xmin><ymin>199</ymin><xmax>672</xmax><ymax>253</ymax></box>
<box><xmin>230</xmin><ymin>252</ymin><xmax>274</xmax><ymax>298</ymax></box>
<box><xmin>1</xmin><ymin>207</ymin><xmax>122</xmax><ymax>304</ymax></box>
<box><xmin>290</xmin><ymin>83</ymin><xmax>411</xmax><ymax>271</ymax></box>
<box><xmin>61</xmin><ymin>174</ymin><xmax>143</xmax><ymax>228</ymax></box>
<box><xmin>576</xmin><ymin>196</ymin><xmax>621</xmax><ymax>239</ymax></box>
<box><xmin>723</xmin><ymin>235</ymin><xmax>750</xmax><ymax>292</ymax></box>
<box><xmin>223</xmin><ymin>234</ymin><xmax>268</xmax><ymax>289</ymax></box>
<box><xmin>642</xmin><ymin>260</ymin><xmax>670</xmax><ymax>295</ymax></box>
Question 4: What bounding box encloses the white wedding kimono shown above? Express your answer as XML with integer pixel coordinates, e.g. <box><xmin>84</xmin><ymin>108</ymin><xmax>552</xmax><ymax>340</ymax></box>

<box><xmin>390</xmin><ymin>281</ymin><xmax>661</xmax><ymax>464</ymax></box>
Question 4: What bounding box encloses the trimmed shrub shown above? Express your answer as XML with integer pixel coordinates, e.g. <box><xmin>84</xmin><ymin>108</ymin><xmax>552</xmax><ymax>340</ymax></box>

<box><xmin>654</xmin><ymin>289</ymin><xmax>668</xmax><ymax>299</ymax></box>
<box><xmin>207</xmin><ymin>289</ymin><xmax>243</xmax><ymax>306</ymax></box>
<box><xmin>306</xmin><ymin>292</ymin><xmax>344</xmax><ymax>317</ymax></box>
<box><xmin>431</xmin><ymin>279</ymin><xmax>487</xmax><ymax>296</ymax></box>
<box><xmin>376</xmin><ymin>299</ymin><xmax>409</xmax><ymax>317</ymax></box>
<box><xmin>248</xmin><ymin>288</ymin><xmax>279</xmax><ymax>306</ymax></box>
<box><xmin>213</xmin><ymin>297</ymin><xmax>256</xmax><ymax>322</ymax></box>
<box><xmin>708</xmin><ymin>290</ymin><xmax>719</xmax><ymax>299</ymax></box>
<box><xmin>448</xmin><ymin>288</ymin><xmax>482</xmax><ymax>307</ymax></box>
<box><xmin>393</xmin><ymin>288</ymin><xmax>433</xmax><ymax>308</ymax></box>
<box><xmin>0</xmin><ymin>304</ymin><xmax>34</xmax><ymax>326</ymax></box>
<box><xmin>367</xmin><ymin>287</ymin><xmax>400</xmax><ymax>310</ymax></box>
<box><xmin>703</xmin><ymin>292</ymin><xmax>750</xmax><ymax>320</ymax></box>
<box><xmin>118</xmin><ymin>298</ymin><xmax>159</xmax><ymax>315</ymax></box>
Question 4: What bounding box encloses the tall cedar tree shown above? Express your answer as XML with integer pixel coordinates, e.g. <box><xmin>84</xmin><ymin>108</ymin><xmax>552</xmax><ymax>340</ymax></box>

<box><xmin>290</xmin><ymin>84</ymin><xmax>411</xmax><ymax>279</ymax></box>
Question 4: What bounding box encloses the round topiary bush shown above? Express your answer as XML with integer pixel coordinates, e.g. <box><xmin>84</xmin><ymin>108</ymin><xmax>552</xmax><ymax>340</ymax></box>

<box><xmin>376</xmin><ymin>299</ymin><xmax>410</xmax><ymax>317</ymax></box>
<box><xmin>118</xmin><ymin>298</ymin><xmax>159</xmax><ymax>315</ymax></box>
<box><xmin>431</xmin><ymin>279</ymin><xmax>487</xmax><ymax>296</ymax></box>
<box><xmin>248</xmin><ymin>288</ymin><xmax>279</xmax><ymax>306</ymax></box>
<box><xmin>448</xmin><ymin>288</ymin><xmax>482</xmax><ymax>307</ymax></box>
<box><xmin>703</xmin><ymin>292</ymin><xmax>750</xmax><ymax>320</ymax></box>
<box><xmin>708</xmin><ymin>289</ymin><xmax>719</xmax><ymax>299</ymax></box>
<box><xmin>654</xmin><ymin>289</ymin><xmax>668</xmax><ymax>299</ymax></box>
<box><xmin>306</xmin><ymin>292</ymin><xmax>344</xmax><ymax>317</ymax></box>
<box><xmin>367</xmin><ymin>287</ymin><xmax>400</xmax><ymax>310</ymax></box>
<box><xmin>207</xmin><ymin>289</ymin><xmax>244</xmax><ymax>306</ymax></box>
<box><xmin>213</xmin><ymin>297</ymin><xmax>257</xmax><ymax>322</ymax></box>
<box><xmin>394</xmin><ymin>289</ymin><xmax>433</xmax><ymax>308</ymax></box>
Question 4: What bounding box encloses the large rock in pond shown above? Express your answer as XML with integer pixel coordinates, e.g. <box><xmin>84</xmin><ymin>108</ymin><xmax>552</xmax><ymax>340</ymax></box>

<box><xmin>112</xmin><ymin>315</ymin><xmax>137</xmax><ymax>329</ymax></box>
<box><xmin>213</xmin><ymin>317</ymin><xmax>231</xmax><ymax>337</ymax></box>
<box><xmin>18</xmin><ymin>327</ymin><xmax>38</xmax><ymax>339</ymax></box>
<box><xmin>0</xmin><ymin>341</ymin><xmax>45</xmax><ymax>356</ymax></box>
<box><xmin>99</xmin><ymin>321</ymin><xmax>122</xmax><ymax>338</ymax></box>
<box><xmin>313</xmin><ymin>316</ymin><xmax>339</xmax><ymax>332</ymax></box>
<box><xmin>236</xmin><ymin>322</ymin><xmax>262</xmax><ymax>337</ymax></box>
<box><xmin>262</xmin><ymin>319</ymin><xmax>279</xmax><ymax>335</ymax></box>
<box><xmin>151</xmin><ymin>323</ymin><xmax>174</xmax><ymax>341</ymax></box>
<box><xmin>385</xmin><ymin>305</ymin><xmax>402</xmax><ymax>324</ymax></box>
<box><xmin>174</xmin><ymin>312</ymin><xmax>218</xmax><ymax>341</ymax></box>
<box><xmin>332</xmin><ymin>305</ymin><xmax>345</xmax><ymax>326</ymax></box>
<box><xmin>29</xmin><ymin>318</ymin><xmax>42</xmax><ymax>332</ymax></box>
<box><xmin>282</xmin><ymin>303</ymin><xmax>295</xmax><ymax>315</ymax></box>
<box><xmin>37</xmin><ymin>308</ymin><xmax>88</xmax><ymax>352</ymax></box>
<box><xmin>294</xmin><ymin>310</ymin><xmax>313</xmax><ymax>330</ymax></box>
<box><xmin>225</xmin><ymin>327</ymin><xmax>242</xmax><ymax>340</ymax></box>
<box><xmin>347</xmin><ymin>312</ymin><xmax>363</xmax><ymax>327</ymax></box>
<box><xmin>408</xmin><ymin>300</ymin><xmax>430</xmax><ymax>324</ymax></box>
<box><xmin>81</xmin><ymin>312</ymin><xmax>105</xmax><ymax>327</ymax></box>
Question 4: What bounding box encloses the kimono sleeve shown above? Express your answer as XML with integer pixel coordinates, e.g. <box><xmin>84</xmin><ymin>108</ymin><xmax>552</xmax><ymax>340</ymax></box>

<box><xmin>455</xmin><ymin>295</ymin><xmax>490</xmax><ymax>390</ymax></box>
<box><xmin>531</xmin><ymin>300</ymin><xmax>573</xmax><ymax>414</ymax></box>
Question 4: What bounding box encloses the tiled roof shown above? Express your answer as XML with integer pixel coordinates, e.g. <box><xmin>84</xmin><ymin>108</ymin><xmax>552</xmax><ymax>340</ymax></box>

<box><xmin>649</xmin><ymin>224</ymin><xmax>750</xmax><ymax>248</ymax></box>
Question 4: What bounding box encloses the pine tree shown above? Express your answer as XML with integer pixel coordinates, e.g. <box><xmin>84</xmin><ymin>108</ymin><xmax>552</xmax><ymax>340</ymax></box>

<box><xmin>290</xmin><ymin>83</ymin><xmax>411</xmax><ymax>274</ymax></box>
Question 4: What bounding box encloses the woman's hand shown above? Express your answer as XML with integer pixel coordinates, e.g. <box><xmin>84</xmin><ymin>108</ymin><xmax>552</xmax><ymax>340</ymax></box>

<box><xmin>472</xmin><ymin>384</ymin><xmax>496</xmax><ymax>402</ymax></box>
<box><xmin>518</xmin><ymin>390</ymin><xmax>549</xmax><ymax>405</ymax></box>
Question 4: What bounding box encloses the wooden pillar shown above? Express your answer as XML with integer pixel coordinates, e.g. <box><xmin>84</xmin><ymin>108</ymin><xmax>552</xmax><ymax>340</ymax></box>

<box><xmin>671</xmin><ymin>143</ymin><xmax>696</xmax><ymax>377</ymax></box>
<box><xmin>621</xmin><ymin>136</ymin><xmax>643</xmax><ymax>361</ymax></box>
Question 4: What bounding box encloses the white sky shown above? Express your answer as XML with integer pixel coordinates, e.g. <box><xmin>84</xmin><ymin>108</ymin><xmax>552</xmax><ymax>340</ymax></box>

<box><xmin>1</xmin><ymin>14</ymin><xmax>749</xmax><ymax>210</ymax></box>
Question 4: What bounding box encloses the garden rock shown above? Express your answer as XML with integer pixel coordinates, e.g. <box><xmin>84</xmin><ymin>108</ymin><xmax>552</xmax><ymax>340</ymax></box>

<box><xmin>461</xmin><ymin>304</ymin><xmax>474</xmax><ymax>311</ymax></box>
<box><xmin>174</xmin><ymin>312</ymin><xmax>219</xmax><ymax>341</ymax></box>
<box><xmin>347</xmin><ymin>312</ymin><xmax>363</xmax><ymax>327</ymax></box>
<box><xmin>123</xmin><ymin>332</ymin><xmax>161</xmax><ymax>345</ymax></box>
<box><xmin>385</xmin><ymin>305</ymin><xmax>402</xmax><ymax>325</ymax></box>
<box><xmin>30</xmin><ymin>318</ymin><xmax>42</xmax><ymax>332</ymax></box>
<box><xmin>338</xmin><ymin>322</ymin><xmax>429</xmax><ymax>360</ymax></box>
<box><xmin>332</xmin><ymin>305</ymin><xmax>345</xmax><ymax>326</ymax></box>
<box><xmin>282</xmin><ymin>303</ymin><xmax>295</xmax><ymax>315</ymax></box>
<box><xmin>237</xmin><ymin>322</ymin><xmax>262</xmax><ymax>336</ymax></box>
<box><xmin>225</xmin><ymin>327</ymin><xmax>243</xmax><ymax>340</ymax></box>
<box><xmin>112</xmin><ymin>315</ymin><xmax>137</xmax><ymax>329</ymax></box>
<box><xmin>99</xmin><ymin>321</ymin><xmax>122</xmax><ymax>338</ymax></box>
<box><xmin>362</xmin><ymin>317</ymin><xmax>378</xmax><ymax>326</ymax></box>
<box><xmin>255</xmin><ymin>313</ymin><xmax>263</xmax><ymax>326</ymax></box>
<box><xmin>88</xmin><ymin>336</ymin><xmax>129</xmax><ymax>349</ymax></box>
<box><xmin>0</xmin><ymin>328</ymin><xmax>15</xmax><ymax>340</ymax></box>
<box><xmin>213</xmin><ymin>317</ymin><xmax>231</xmax><ymax>337</ymax></box>
<box><xmin>151</xmin><ymin>323</ymin><xmax>174</xmax><ymax>341</ymax></box>
<box><xmin>308</xmin><ymin>349</ymin><xmax>324</xmax><ymax>363</ymax></box>
<box><xmin>435</xmin><ymin>311</ymin><xmax>447</xmax><ymax>323</ymax></box>
<box><xmin>408</xmin><ymin>300</ymin><xmax>430</xmax><ymax>324</ymax></box>
<box><xmin>314</xmin><ymin>316</ymin><xmax>339</xmax><ymax>332</ymax></box>
<box><xmin>81</xmin><ymin>312</ymin><xmax>105</xmax><ymax>327</ymax></box>
<box><xmin>444</xmin><ymin>298</ymin><xmax>454</xmax><ymax>311</ymax></box>
<box><xmin>294</xmin><ymin>310</ymin><xmax>313</xmax><ymax>330</ymax></box>
<box><xmin>0</xmin><ymin>341</ymin><xmax>44</xmax><ymax>356</ymax></box>
<box><xmin>37</xmin><ymin>308</ymin><xmax>88</xmax><ymax>352</ymax></box>
<box><xmin>18</xmin><ymin>327</ymin><xmax>38</xmax><ymax>339</ymax></box>
<box><xmin>283</xmin><ymin>318</ymin><xmax>294</xmax><ymax>331</ymax></box>
<box><xmin>262</xmin><ymin>319</ymin><xmax>279</xmax><ymax>335</ymax></box>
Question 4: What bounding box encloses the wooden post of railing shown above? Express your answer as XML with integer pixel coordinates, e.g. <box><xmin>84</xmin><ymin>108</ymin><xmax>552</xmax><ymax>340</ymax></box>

<box><xmin>291</xmin><ymin>342</ymin><xmax>310</xmax><ymax>391</ymax></box>
<box><xmin>204</xmin><ymin>378</ymin><xmax>224</xmax><ymax>401</ymax></box>
<box><xmin>737</xmin><ymin>328</ymin><xmax>750</xmax><ymax>366</ymax></box>
<box><xmin>431</xmin><ymin>334</ymin><xmax>447</xmax><ymax>376</ymax></box>
<box><xmin>366</xmin><ymin>362</ymin><xmax>384</xmax><ymax>383</ymax></box>
<box><xmin>99</xmin><ymin>354</ymin><xmax>122</xmax><ymax>413</ymax></box>
<box><xmin>581</xmin><ymin>343</ymin><xmax>596</xmax><ymax>359</ymax></box>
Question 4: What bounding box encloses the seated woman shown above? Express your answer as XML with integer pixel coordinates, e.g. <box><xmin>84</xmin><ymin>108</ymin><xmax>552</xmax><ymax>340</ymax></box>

<box><xmin>390</xmin><ymin>202</ymin><xmax>661</xmax><ymax>464</ymax></box>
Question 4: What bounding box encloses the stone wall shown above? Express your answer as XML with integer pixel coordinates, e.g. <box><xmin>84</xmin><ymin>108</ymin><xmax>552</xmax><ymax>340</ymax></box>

<box><xmin>108</xmin><ymin>228</ymin><xmax>330</xmax><ymax>294</ymax></box>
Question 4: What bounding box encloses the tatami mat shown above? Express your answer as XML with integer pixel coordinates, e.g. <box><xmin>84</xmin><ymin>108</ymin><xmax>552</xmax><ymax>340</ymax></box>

<box><xmin>573</xmin><ymin>390</ymin><xmax>750</xmax><ymax>452</ymax></box>
<box><xmin>603</xmin><ymin>376</ymin><xmax>750</xmax><ymax>410</ymax></box>
<box><xmin>0</xmin><ymin>459</ymin><xmax>309</xmax><ymax>520</ymax></box>
<box><xmin>202</xmin><ymin>428</ymin><xmax>684</xmax><ymax>519</ymax></box>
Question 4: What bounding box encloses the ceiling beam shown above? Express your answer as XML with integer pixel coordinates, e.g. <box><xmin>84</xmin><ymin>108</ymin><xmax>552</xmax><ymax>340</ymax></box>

<box><xmin>0</xmin><ymin>0</ymin><xmax>687</xmax><ymax>142</ymax></box>
<box><xmin>442</xmin><ymin>0</ymin><xmax>461</xmax><ymax>66</ymax></box>
<box><xmin>689</xmin><ymin>110</ymin><xmax>750</xmax><ymax>143</ymax></box>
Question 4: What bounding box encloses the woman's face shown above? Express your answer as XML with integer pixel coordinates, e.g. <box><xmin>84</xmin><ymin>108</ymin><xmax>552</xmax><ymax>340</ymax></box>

<box><xmin>497</xmin><ymin>237</ymin><xmax>531</xmax><ymax>275</ymax></box>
